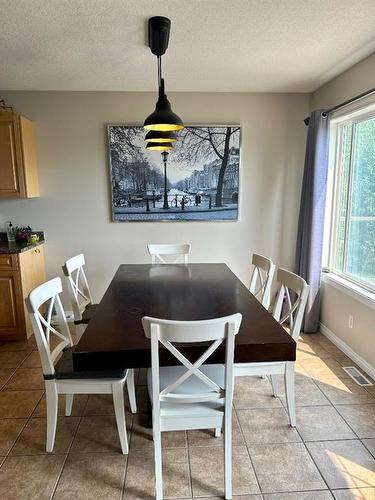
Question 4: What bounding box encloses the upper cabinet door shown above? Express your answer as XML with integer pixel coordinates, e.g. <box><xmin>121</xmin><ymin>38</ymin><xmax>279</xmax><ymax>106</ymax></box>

<box><xmin>0</xmin><ymin>115</ymin><xmax>23</xmax><ymax>196</ymax></box>
<box><xmin>0</xmin><ymin>114</ymin><xmax>39</xmax><ymax>198</ymax></box>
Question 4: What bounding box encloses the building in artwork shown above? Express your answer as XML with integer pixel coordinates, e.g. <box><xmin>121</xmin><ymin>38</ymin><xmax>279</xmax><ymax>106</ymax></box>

<box><xmin>176</xmin><ymin>147</ymin><xmax>239</xmax><ymax>201</ymax></box>
<box><xmin>111</xmin><ymin>148</ymin><xmax>166</xmax><ymax>197</ymax></box>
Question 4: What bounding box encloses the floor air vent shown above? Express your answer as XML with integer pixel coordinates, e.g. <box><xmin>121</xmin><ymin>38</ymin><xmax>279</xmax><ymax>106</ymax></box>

<box><xmin>342</xmin><ymin>366</ymin><xmax>373</xmax><ymax>386</ymax></box>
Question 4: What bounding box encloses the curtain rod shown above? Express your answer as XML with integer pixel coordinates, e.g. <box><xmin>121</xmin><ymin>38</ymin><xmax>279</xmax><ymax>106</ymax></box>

<box><xmin>304</xmin><ymin>86</ymin><xmax>375</xmax><ymax>126</ymax></box>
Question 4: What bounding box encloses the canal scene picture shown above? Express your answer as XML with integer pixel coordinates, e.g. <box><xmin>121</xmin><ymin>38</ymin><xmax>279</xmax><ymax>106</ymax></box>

<box><xmin>108</xmin><ymin>125</ymin><xmax>241</xmax><ymax>221</ymax></box>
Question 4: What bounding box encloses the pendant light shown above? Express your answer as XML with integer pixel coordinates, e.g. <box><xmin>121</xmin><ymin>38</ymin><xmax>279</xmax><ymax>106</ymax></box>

<box><xmin>145</xmin><ymin>130</ymin><xmax>177</xmax><ymax>143</ymax></box>
<box><xmin>144</xmin><ymin>17</ymin><xmax>184</xmax><ymax>136</ymax></box>
<box><xmin>145</xmin><ymin>141</ymin><xmax>174</xmax><ymax>151</ymax></box>
<box><xmin>144</xmin><ymin>78</ymin><xmax>184</xmax><ymax>132</ymax></box>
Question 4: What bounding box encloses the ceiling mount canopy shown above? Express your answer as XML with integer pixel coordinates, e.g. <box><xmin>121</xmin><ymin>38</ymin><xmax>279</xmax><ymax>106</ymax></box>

<box><xmin>144</xmin><ymin>16</ymin><xmax>184</xmax><ymax>145</ymax></box>
<box><xmin>148</xmin><ymin>16</ymin><xmax>170</xmax><ymax>56</ymax></box>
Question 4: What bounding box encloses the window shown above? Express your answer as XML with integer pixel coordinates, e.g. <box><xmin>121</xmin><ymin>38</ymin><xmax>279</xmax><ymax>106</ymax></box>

<box><xmin>325</xmin><ymin>99</ymin><xmax>375</xmax><ymax>293</ymax></box>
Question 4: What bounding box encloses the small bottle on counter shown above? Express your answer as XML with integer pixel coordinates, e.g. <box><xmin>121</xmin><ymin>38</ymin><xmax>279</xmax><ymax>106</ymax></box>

<box><xmin>6</xmin><ymin>221</ymin><xmax>16</xmax><ymax>242</ymax></box>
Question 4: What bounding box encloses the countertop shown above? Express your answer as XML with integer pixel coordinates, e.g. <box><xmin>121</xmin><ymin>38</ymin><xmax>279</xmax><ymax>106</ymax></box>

<box><xmin>0</xmin><ymin>231</ymin><xmax>45</xmax><ymax>254</ymax></box>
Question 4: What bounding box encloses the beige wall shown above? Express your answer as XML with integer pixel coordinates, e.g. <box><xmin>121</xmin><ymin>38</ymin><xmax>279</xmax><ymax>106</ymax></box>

<box><xmin>0</xmin><ymin>91</ymin><xmax>308</xmax><ymax>307</ymax></box>
<box><xmin>320</xmin><ymin>284</ymin><xmax>375</xmax><ymax>372</ymax></box>
<box><xmin>310</xmin><ymin>52</ymin><xmax>375</xmax><ymax>110</ymax></box>
<box><xmin>311</xmin><ymin>52</ymin><xmax>375</xmax><ymax>371</ymax></box>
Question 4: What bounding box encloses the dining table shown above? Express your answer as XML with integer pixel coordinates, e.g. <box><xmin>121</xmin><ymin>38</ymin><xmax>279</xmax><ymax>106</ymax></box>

<box><xmin>72</xmin><ymin>263</ymin><xmax>296</xmax><ymax>373</ymax></box>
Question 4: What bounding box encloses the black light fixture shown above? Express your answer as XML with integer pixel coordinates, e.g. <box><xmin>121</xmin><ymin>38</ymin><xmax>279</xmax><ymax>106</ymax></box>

<box><xmin>144</xmin><ymin>17</ymin><xmax>184</xmax><ymax>134</ymax></box>
<box><xmin>145</xmin><ymin>130</ymin><xmax>177</xmax><ymax>143</ymax></box>
<box><xmin>145</xmin><ymin>141</ymin><xmax>174</xmax><ymax>151</ymax></box>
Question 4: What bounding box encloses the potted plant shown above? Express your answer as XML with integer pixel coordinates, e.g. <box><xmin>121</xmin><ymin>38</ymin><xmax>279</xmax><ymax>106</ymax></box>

<box><xmin>14</xmin><ymin>226</ymin><xmax>33</xmax><ymax>243</ymax></box>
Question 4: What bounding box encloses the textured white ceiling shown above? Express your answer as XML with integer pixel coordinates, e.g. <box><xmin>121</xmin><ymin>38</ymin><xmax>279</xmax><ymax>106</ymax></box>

<box><xmin>1</xmin><ymin>0</ymin><xmax>375</xmax><ymax>92</ymax></box>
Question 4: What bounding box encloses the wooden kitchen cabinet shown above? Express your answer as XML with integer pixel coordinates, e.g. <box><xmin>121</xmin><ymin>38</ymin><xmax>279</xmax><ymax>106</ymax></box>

<box><xmin>0</xmin><ymin>114</ymin><xmax>39</xmax><ymax>198</ymax></box>
<box><xmin>0</xmin><ymin>244</ymin><xmax>46</xmax><ymax>340</ymax></box>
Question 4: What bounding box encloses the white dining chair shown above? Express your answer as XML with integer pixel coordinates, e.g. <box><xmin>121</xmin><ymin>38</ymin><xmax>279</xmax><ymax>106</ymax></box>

<box><xmin>249</xmin><ymin>253</ymin><xmax>276</xmax><ymax>310</ymax></box>
<box><xmin>26</xmin><ymin>277</ymin><xmax>137</xmax><ymax>454</ymax></box>
<box><xmin>147</xmin><ymin>243</ymin><xmax>191</xmax><ymax>264</ymax></box>
<box><xmin>62</xmin><ymin>253</ymin><xmax>98</xmax><ymax>326</ymax></box>
<box><xmin>142</xmin><ymin>313</ymin><xmax>242</xmax><ymax>500</ymax></box>
<box><xmin>235</xmin><ymin>268</ymin><xmax>309</xmax><ymax>427</ymax></box>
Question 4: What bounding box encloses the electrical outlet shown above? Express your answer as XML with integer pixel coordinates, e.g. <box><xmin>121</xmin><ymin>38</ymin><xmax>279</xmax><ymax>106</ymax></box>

<box><xmin>348</xmin><ymin>315</ymin><xmax>354</xmax><ymax>329</ymax></box>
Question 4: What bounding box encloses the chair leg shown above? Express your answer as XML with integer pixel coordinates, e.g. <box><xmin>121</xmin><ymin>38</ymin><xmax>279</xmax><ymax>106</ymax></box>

<box><xmin>270</xmin><ymin>375</ymin><xmax>278</xmax><ymax>397</ymax></box>
<box><xmin>112</xmin><ymin>383</ymin><xmax>129</xmax><ymax>454</ymax></box>
<box><xmin>126</xmin><ymin>369</ymin><xmax>137</xmax><ymax>414</ymax></box>
<box><xmin>65</xmin><ymin>394</ymin><xmax>74</xmax><ymax>416</ymax></box>
<box><xmin>45</xmin><ymin>381</ymin><xmax>58</xmax><ymax>453</ymax></box>
<box><xmin>214</xmin><ymin>428</ymin><xmax>221</xmax><ymax>437</ymax></box>
<box><xmin>153</xmin><ymin>424</ymin><xmax>163</xmax><ymax>500</ymax></box>
<box><xmin>285</xmin><ymin>362</ymin><xmax>296</xmax><ymax>427</ymax></box>
<box><xmin>224</xmin><ymin>412</ymin><xmax>232</xmax><ymax>500</ymax></box>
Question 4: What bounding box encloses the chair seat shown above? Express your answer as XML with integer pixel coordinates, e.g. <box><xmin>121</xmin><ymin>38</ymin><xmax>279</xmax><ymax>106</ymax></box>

<box><xmin>147</xmin><ymin>364</ymin><xmax>225</xmax><ymax>417</ymax></box>
<box><xmin>54</xmin><ymin>347</ymin><xmax>127</xmax><ymax>380</ymax></box>
<box><xmin>77</xmin><ymin>303</ymin><xmax>99</xmax><ymax>325</ymax></box>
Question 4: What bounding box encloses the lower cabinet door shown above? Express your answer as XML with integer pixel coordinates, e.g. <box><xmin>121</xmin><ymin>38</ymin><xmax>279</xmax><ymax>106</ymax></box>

<box><xmin>0</xmin><ymin>271</ymin><xmax>25</xmax><ymax>338</ymax></box>
<box><xmin>19</xmin><ymin>246</ymin><xmax>46</xmax><ymax>337</ymax></box>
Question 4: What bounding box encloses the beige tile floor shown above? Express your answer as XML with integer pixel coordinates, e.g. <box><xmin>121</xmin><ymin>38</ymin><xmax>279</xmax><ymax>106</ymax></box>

<box><xmin>0</xmin><ymin>331</ymin><xmax>374</xmax><ymax>499</ymax></box>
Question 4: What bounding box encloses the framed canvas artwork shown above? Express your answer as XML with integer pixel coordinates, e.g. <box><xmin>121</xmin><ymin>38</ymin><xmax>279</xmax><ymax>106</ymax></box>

<box><xmin>108</xmin><ymin>125</ymin><xmax>241</xmax><ymax>221</ymax></box>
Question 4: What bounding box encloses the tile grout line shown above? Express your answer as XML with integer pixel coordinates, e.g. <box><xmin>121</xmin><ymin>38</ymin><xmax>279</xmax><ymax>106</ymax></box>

<box><xmin>236</xmin><ymin>373</ymin><xmax>333</xmax><ymax>494</ymax></box>
<box><xmin>361</xmin><ymin>439</ymin><xmax>375</xmax><ymax>459</ymax></box>
<box><xmin>292</xmin><ymin>415</ymin><xmax>332</xmax><ymax>493</ymax></box>
<box><xmin>120</xmin><ymin>453</ymin><xmax>129</xmax><ymax>500</ymax></box>
<box><xmin>294</xmin><ymin>351</ymin><xmax>375</xmax><ymax>489</ymax></box>
<box><xmin>0</xmin><ymin>370</ymin><xmax>17</xmax><ymax>391</ymax></box>
<box><xmin>316</xmin><ymin>389</ymin><xmax>375</xmax><ymax>407</ymax></box>
<box><xmin>186</xmin><ymin>431</ymin><xmax>195</xmax><ymax>500</ymax></box>
<box><xmin>300</xmin><ymin>374</ymin><xmax>335</xmax><ymax>404</ymax></box>
<box><xmin>2</xmin><ymin>389</ymin><xmax>45</xmax><ymax>460</ymax></box>
<box><xmin>49</xmin><ymin>395</ymin><xmax>89</xmax><ymax>499</ymax></box>
<box><xmin>1</xmin><ymin>418</ymin><xmax>29</xmax><ymax>461</ymax></box>
<box><xmin>365</xmin><ymin>387</ymin><xmax>375</xmax><ymax>397</ymax></box>
<box><xmin>121</xmin><ymin>410</ymin><xmax>135</xmax><ymax>499</ymax></box>
<box><xmin>327</xmin><ymin>403</ymin><xmax>363</xmax><ymax>440</ymax></box>
<box><xmin>334</xmin><ymin>401</ymin><xmax>375</xmax><ymax>406</ymax></box>
<box><xmin>233</xmin><ymin>405</ymin><xmax>263</xmax><ymax>497</ymax></box>
<box><xmin>333</xmin><ymin>403</ymin><xmax>375</xmax><ymax>440</ymax></box>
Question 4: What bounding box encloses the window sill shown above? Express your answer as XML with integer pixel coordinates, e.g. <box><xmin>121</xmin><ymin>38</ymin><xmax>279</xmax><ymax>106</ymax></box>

<box><xmin>321</xmin><ymin>272</ymin><xmax>375</xmax><ymax>311</ymax></box>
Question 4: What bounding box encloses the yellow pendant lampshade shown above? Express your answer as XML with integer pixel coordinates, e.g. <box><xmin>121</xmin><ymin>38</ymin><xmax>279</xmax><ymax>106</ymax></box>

<box><xmin>144</xmin><ymin>91</ymin><xmax>184</xmax><ymax>132</ymax></box>
<box><xmin>145</xmin><ymin>141</ymin><xmax>174</xmax><ymax>151</ymax></box>
<box><xmin>145</xmin><ymin>130</ymin><xmax>177</xmax><ymax>143</ymax></box>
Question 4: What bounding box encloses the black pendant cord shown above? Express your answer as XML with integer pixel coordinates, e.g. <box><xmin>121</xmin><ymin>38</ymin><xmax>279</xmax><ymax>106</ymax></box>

<box><xmin>157</xmin><ymin>56</ymin><xmax>161</xmax><ymax>91</ymax></box>
<box><xmin>157</xmin><ymin>56</ymin><xmax>162</xmax><ymax>94</ymax></box>
<box><xmin>157</xmin><ymin>56</ymin><xmax>166</xmax><ymax>96</ymax></box>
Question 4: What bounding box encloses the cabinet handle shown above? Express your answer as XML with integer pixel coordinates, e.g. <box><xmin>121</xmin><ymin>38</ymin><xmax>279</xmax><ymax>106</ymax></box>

<box><xmin>34</xmin><ymin>248</ymin><xmax>41</xmax><ymax>254</ymax></box>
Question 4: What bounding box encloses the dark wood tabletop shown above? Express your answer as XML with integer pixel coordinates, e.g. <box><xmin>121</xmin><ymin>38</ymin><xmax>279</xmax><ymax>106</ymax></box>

<box><xmin>72</xmin><ymin>263</ymin><xmax>296</xmax><ymax>372</ymax></box>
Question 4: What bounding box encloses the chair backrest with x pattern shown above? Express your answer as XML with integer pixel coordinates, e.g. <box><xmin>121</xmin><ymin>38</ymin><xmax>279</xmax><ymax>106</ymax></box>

<box><xmin>26</xmin><ymin>277</ymin><xmax>73</xmax><ymax>377</ymax></box>
<box><xmin>249</xmin><ymin>253</ymin><xmax>276</xmax><ymax>310</ymax></box>
<box><xmin>142</xmin><ymin>314</ymin><xmax>242</xmax><ymax>406</ymax></box>
<box><xmin>148</xmin><ymin>244</ymin><xmax>191</xmax><ymax>264</ymax></box>
<box><xmin>272</xmin><ymin>268</ymin><xmax>310</xmax><ymax>342</ymax></box>
<box><xmin>62</xmin><ymin>253</ymin><xmax>93</xmax><ymax>321</ymax></box>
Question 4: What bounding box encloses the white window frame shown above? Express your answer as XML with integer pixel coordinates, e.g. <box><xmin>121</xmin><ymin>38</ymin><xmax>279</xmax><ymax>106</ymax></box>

<box><xmin>323</xmin><ymin>94</ymin><xmax>375</xmax><ymax>297</ymax></box>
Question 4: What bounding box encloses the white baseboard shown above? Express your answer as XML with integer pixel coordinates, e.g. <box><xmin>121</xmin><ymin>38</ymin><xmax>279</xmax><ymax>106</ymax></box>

<box><xmin>319</xmin><ymin>322</ymin><xmax>375</xmax><ymax>381</ymax></box>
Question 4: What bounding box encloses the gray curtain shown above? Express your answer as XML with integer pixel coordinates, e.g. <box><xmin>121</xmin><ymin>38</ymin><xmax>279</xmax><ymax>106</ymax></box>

<box><xmin>295</xmin><ymin>110</ymin><xmax>329</xmax><ymax>333</ymax></box>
